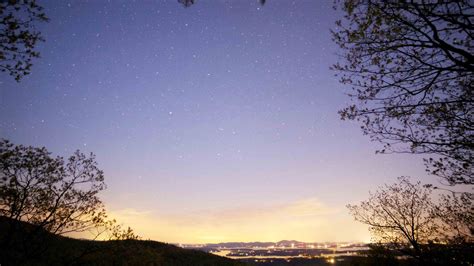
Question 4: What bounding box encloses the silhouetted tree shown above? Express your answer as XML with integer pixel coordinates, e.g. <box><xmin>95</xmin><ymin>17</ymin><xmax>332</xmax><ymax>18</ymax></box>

<box><xmin>348</xmin><ymin>177</ymin><xmax>473</xmax><ymax>265</ymax></box>
<box><xmin>0</xmin><ymin>139</ymin><xmax>107</xmax><ymax>238</ymax></box>
<box><xmin>0</xmin><ymin>139</ymin><xmax>139</xmax><ymax>263</ymax></box>
<box><xmin>348</xmin><ymin>177</ymin><xmax>434</xmax><ymax>257</ymax></box>
<box><xmin>333</xmin><ymin>0</ymin><xmax>473</xmax><ymax>186</ymax></box>
<box><xmin>0</xmin><ymin>0</ymin><xmax>48</xmax><ymax>81</ymax></box>
<box><xmin>431</xmin><ymin>190</ymin><xmax>473</xmax><ymax>244</ymax></box>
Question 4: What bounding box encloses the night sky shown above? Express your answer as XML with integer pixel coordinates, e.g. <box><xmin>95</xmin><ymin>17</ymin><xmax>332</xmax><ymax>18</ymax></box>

<box><xmin>0</xmin><ymin>0</ymin><xmax>430</xmax><ymax>243</ymax></box>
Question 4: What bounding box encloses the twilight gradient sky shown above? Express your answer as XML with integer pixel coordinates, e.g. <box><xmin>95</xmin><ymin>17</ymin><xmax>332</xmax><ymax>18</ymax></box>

<box><xmin>0</xmin><ymin>0</ymin><xmax>431</xmax><ymax>243</ymax></box>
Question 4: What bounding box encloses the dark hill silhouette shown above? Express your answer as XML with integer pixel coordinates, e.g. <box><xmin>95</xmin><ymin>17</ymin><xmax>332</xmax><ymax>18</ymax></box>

<box><xmin>0</xmin><ymin>216</ymin><xmax>243</xmax><ymax>266</ymax></box>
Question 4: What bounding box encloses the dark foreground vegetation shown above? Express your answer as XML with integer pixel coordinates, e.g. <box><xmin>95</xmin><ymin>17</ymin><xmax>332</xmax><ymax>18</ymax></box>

<box><xmin>0</xmin><ymin>216</ymin><xmax>243</xmax><ymax>266</ymax></box>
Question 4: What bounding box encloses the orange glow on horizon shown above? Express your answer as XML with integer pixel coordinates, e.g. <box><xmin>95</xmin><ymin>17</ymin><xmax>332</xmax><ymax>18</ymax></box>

<box><xmin>70</xmin><ymin>197</ymin><xmax>371</xmax><ymax>244</ymax></box>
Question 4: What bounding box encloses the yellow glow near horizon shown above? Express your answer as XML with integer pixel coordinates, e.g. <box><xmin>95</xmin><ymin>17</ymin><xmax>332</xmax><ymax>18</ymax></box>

<box><xmin>78</xmin><ymin>197</ymin><xmax>371</xmax><ymax>244</ymax></box>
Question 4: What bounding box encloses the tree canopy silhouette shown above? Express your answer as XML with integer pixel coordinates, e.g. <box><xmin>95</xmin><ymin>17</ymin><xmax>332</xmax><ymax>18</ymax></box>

<box><xmin>348</xmin><ymin>178</ymin><xmax>435</xmax><ymax>253</ymax></box>
<box><xmin>348</xmin><ymin>177</ymin><xmax>473</xmax><ymax>264</ymax></box>
<box><xmin>0</xmin><ymin>139</ymin><xmax>107</xmax><ymax>237</ymax></box>
<box><xmin>0</xmin><ymin>139</ymin><xmax>139</xmax><ymax>255</ymax></box>
<box><xmin>333</xmin><ymin>0</ymin><xmax>473</xmax><ymax>186</ymax></box>
<box><xmin>0</xmin><ymin>0</ymin><xmax>48</xmax><ymax>81</ymax></box>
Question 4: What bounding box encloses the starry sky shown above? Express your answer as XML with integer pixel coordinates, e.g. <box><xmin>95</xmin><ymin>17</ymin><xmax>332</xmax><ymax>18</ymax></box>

<box><xmin>0</xmin><ymin>0</ymin><xmax>431</xmax><ymax>244</ymax></box>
